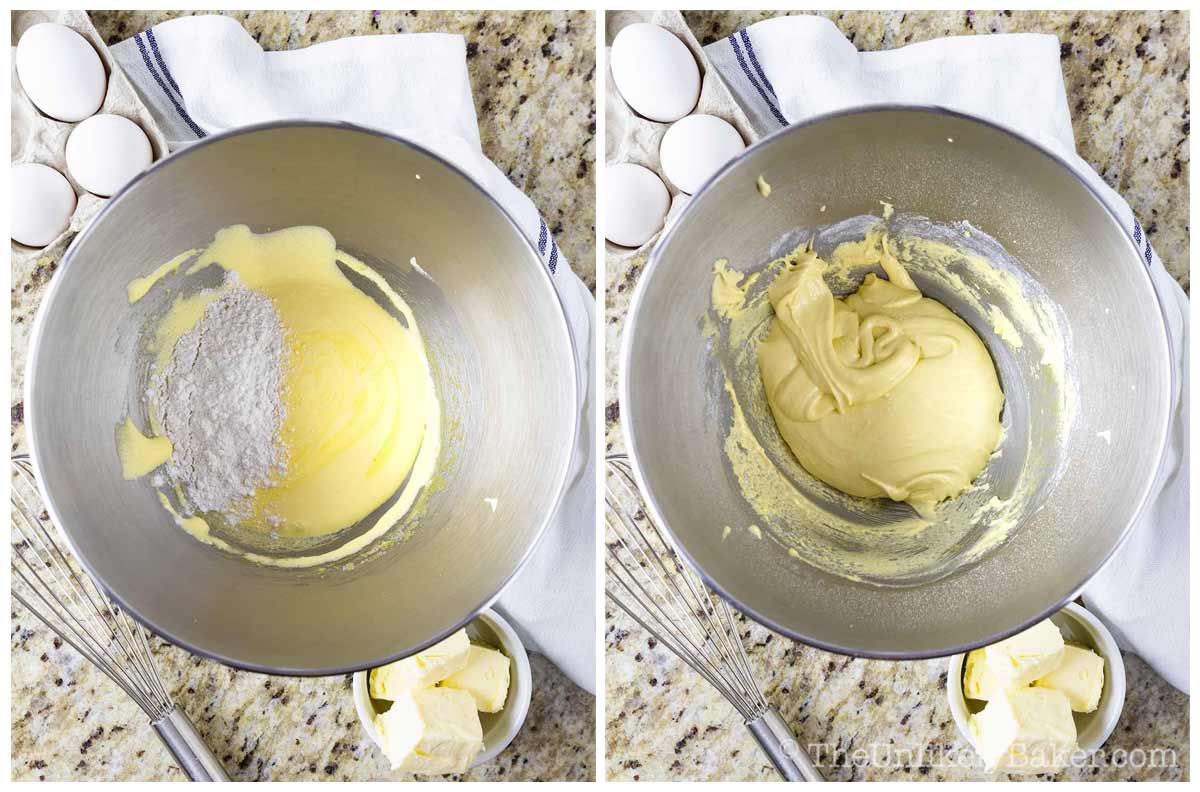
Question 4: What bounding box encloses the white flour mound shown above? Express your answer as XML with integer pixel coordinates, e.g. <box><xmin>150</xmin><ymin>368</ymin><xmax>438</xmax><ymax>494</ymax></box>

<box><xmin>155</xmin><ymin>273</ymin><xmax>287</xmax><ymax>520</ymax></box>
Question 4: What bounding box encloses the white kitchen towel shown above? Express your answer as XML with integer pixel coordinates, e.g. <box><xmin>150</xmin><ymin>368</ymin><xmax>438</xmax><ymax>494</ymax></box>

<box><xmin>707</xmin><ymin>15</ymin><xmax>1189</xmax><ymax>693</ymax></box>
<box><xmin>110</xmin><ymin>15</ymin><xmax>596</xmax><ymax>694</ymax></box>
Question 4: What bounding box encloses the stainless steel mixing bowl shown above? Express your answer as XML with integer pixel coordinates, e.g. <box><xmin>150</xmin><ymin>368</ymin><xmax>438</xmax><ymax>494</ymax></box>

<box><xmin>622</xmin><ymin>106</ymin><xmax>1173</xmax><ymax>658</ymax></box>
<box><xmin>26</xmin><ymin>122</ymin><xmax>579</xmax><ymax>674</ymax></box>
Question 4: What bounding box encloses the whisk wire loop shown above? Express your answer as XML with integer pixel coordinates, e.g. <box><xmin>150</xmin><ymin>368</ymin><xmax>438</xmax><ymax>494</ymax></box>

<box><xmin>11</xmin><ymin>456</ymin><xmax>174</xmax><ymax>721</ymax></box>
<box><xmin>605</xmin><ymin>456</ymin><xmax>768</xmax><ymax>721</ymax></box>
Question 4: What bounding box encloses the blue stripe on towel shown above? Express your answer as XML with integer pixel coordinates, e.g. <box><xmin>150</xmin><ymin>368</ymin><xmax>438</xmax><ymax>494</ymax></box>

<box><xmin>145</xmin><ymin>28</ymin><xmax>184</xmax><ymax>98</ymax></box>
<box><xmin>1133</xmin><ymin>219</ymin><xmax>1154</xmax><ymax>267</ymax></box>
<box><xmin>739</xmin><ymin>29</ymin><xmax>779</xmax><ymax>102</ymax></box>
<box><xmin>727</xmin><ymin>34</ymin><xmax>787</xmax><ymax>127</ymax></box>
<box><xmin>134</xmin><ymin>33</ymin><xmax>206</xmax><ymax>138</ymax></box>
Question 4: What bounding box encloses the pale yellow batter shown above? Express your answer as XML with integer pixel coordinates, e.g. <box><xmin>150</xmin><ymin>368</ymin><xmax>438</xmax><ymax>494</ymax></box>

<box><xmin>757</xmin><ymin>231</ymin><xmax>1004</xmax><ymax>510</ymax></box>
<box><xmin>116</xmin><ymin>417</ymin><xmax>172</xmax><ymax>480</ymax></box>
<box><xmin>706</xmin><ymin>212</ymin><xmax>1072</xmax><ymax>583</ymax></box>
<box><xmin>122</xmin><ymin>225</ymin><xmax>440</xmax><ymax>568</ymax></box>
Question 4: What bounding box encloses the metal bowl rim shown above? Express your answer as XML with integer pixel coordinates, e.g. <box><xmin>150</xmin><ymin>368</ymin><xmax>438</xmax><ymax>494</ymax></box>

<box><xmin>619</xmin><ymin>103</ymin><xmax>1175</xmax><ymax>659</ymax></box>
<box><xmin>25</xmin><ymin>119</ymin><xmax>581</xmax><ymax>676</ymax></box>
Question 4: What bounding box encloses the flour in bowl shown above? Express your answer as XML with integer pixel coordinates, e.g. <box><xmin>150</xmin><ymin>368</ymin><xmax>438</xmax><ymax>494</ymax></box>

<box><xmin>153</xmin><ymin>272</ymin><xmax>287</xmax><ymax>520</ymax></box>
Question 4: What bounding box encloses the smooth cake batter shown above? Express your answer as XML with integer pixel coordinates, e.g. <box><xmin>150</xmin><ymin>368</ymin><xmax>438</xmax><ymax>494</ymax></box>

<box><xmin>756</xmin><ymin>231</ymin><xmax>1004</xmax><ymax>510</ymax></box>
<box><xmin>120</xmin><ymin>225</ymin><xmax>441</xmax><ymax>568</ymax></box>
<box><xmin>705</xmin><ymin>211</ymin><xmax>1073</xmax><ymax>584</ymax></box>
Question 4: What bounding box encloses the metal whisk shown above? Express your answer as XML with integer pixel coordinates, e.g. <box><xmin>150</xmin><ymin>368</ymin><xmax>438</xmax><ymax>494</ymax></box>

<box><xmin>11</xmin><ymin>455</ymin><xmax>229</xmax><ymax>781</ymax></box>
<box><xmin>606</xmin><ymin>455</ymin><xmax>822</xmax><ymax>782</ymax></box>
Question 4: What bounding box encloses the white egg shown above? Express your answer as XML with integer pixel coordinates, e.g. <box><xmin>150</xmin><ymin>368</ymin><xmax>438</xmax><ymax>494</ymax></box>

<box><xmin>659</xmin><ymin>114</ymin><xmax>746</xmax><ymax>195</ymax></box>
<box><xmin>606</xmin><ymin>163</ymin><xmax>670</xmax><ymax>248</ymax></box>
<box><xmin>610</xmin><ymin>23</ymin><xmax>701</xmax><ymax>123</ymax></box>
<box><xmin>66</xmin><ymin>114</ymin><xmax>154</xmax><ymax>197</ymax></box>
<box><xmin>16</xmin><ymin>23</ymin><xmax>107</xmax><ymax>123</ymax></box>
<box><xmin>11</xmin><ymin>163</ymin><xmax>77</xmax><ymax>248</ymax></box>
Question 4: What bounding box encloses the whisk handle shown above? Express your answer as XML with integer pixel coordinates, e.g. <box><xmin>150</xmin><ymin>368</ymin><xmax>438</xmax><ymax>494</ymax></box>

<box><xmin>152</xmin><ymin>706</ymin><xmax>231</xmax><ymax>781</ymax></box>
<box><xmin>746</xmin><ymin>707</ymin><xmax>823</xmax><ymax>782</ymax></box>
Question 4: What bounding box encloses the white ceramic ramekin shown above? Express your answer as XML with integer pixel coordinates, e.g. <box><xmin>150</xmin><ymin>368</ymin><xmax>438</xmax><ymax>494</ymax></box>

<box><xmin>947</xmin><ymin>601</ymin><xmax>1127</xmax><ymax>759</ymax></box>
<box><xmin>353</xmin><ymin>608</ymin><xmax>533</xmax><ymax>772</ymax></box>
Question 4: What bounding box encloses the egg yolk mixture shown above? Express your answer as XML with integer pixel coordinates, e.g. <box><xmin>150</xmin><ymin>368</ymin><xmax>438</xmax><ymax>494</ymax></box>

<box><xmin>120</xmin><ymin>225</ymin><xmax>440</xmax><ymax>567</ymax></box>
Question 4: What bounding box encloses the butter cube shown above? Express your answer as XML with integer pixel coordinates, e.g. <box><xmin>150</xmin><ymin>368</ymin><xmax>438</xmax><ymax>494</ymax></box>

<box><xmin>370</xmin><ymin>629</ymin><xmax>471</xmax><ymax>700</ymax></box>
<box><xmin>1035</xmin><ymin>644</ymin><xmax>1105</xmax><ymax>713</ymax></box>
<box><xmin>963</xmin><ymin>648</ymin><xmax>1007</xmax><ymax>701</ymax></box>
<box><xmin>375</xmin><ymin>687</ymin><xmax>484</xmax><ymax>775</ymax></box>
<box><xmin>969</xmin><ymin>687</ymin><xmax>1077</xmax><ymax>774</ymax></box>
<box><xmin>441</xmin><ymin>645</ymin><xmax>511</xmax><ymax>713</ymax></box>
<box><xmin>984</xmin><ymin>619</ymin><xmax>1065</xmax><ymax>686</ymax></box>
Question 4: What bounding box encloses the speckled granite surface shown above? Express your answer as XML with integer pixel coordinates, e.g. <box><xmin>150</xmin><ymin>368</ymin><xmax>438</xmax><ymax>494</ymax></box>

<box><xmin>10</xmin><ymin>10</ymin><xmax>595</xmax><ymax>782</ymax></box>
<box><xmin>605</xmin><ymin>10</ymin><xmax>1188</xmax><ymax>782</ymax></box>
<box><xmin>12</xmin><ymin>632</ymin><xmax>593</xmax><ymax>781</ymax></box>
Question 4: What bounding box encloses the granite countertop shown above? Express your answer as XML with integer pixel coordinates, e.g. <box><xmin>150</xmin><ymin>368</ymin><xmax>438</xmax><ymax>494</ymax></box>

<box><xmin>10</xmin><ymin>10</ymin><xmax>594</xmax><ymax>782</ymax></box>
<box><xmin>605</xmin><ymin>10</ymin><xmax>1189</xmax><ymax>782</ymax></box>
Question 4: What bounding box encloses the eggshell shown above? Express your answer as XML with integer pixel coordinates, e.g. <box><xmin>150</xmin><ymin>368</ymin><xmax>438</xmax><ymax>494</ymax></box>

<box><xmin>659</xmin><ymin>114</ymin><xmax>746</xmax><ymax>195</ymax></box>
<box><xmin>609</xmin><ymin>23</ymin><xmax>701</xmax><ymax>123</ymax></box>
<box><xmin>16</xmin><ymin>22</ymin><xmax>107</xmax><ymax>123</ymax></box>
<box><xmin>66</xmin><ymin>114</ymin><xmax>154</xmax><ymax>197</ymax></box>
<box><xmin>606</xmin><ymin>163</ymin><xmax>670</xmax><ymax>248</ymax></box>
<box><xmin>11</xmin><ymin>163</ymin><xmax>77</xmax><ymax>248</ymax></box>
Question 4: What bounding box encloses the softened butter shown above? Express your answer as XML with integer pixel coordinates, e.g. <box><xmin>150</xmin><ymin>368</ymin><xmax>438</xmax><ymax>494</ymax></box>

<box><xmin>962</xmin><ymin>648</ymin><xmax>1005</xmax><ymax>701</ymax></box>
<box><xmin>441</xmin><ymin>645</ymin><xmax>511</xmax><ymax>713</ymax></box>
<box><xmin>969</xmin><ymin>687</ymin><xmax>1078</xmax><ymax>774</ymax></box>
<box><xmin>375</xmin><ymin>687</ymin><xmax>483</xmax><ymax>774</ymax></box>
<box><xmin>370</xmin><ymin>629</ymin><xmax>471</xmax><ymax>700</ymax></box>
<box><xmin>983</xmin><ymin>619</ymin><xmax>1065</xmax><ymax>686</ymax></box>
<box><xmin>1034</xmin><ymin>644</ymin><xmax>1105</xmax><ymax>713</ymax></box>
